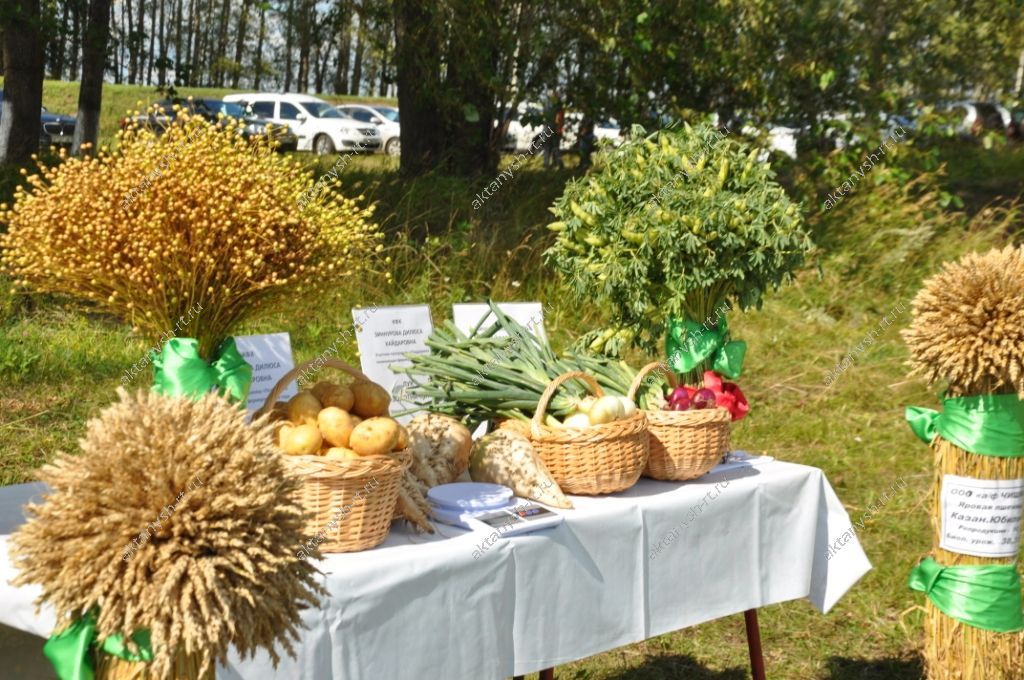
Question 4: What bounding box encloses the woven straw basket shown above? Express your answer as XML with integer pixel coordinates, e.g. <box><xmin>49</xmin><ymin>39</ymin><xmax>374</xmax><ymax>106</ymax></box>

<box><xmin>256</xmin><ymin>358</ymin><xmax>409</xmax><ymax>553</ymax></box>
<box><xmin>627</xmin><ymin>361</ymin><xmax>730</xmax><ymax>481</ymax></box>
<box><xmin>501</xmin><ymin>371</ymin><xmax>648</xmax><ymax>495</ymax></box>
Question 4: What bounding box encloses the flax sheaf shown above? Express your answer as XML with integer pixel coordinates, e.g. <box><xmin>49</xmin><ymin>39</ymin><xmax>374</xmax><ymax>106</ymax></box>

<box><xmin>10</xmin><ymin>390</ymin><xmax>325</xmax><ymax>679</ymax></box>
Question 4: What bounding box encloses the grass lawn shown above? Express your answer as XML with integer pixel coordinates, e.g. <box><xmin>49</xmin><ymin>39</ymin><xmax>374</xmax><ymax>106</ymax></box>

<box><xmin>1</xmin><ymin>89</ymin><xmax>1022</xmax><ymax>678</ymax></box>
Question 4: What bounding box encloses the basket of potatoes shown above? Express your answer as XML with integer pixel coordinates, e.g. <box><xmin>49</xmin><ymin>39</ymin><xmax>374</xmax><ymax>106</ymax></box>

<box><xmin>257</xmin><ymin>358</ymin><xmax>411</xmax><ymax>553</ymax></box>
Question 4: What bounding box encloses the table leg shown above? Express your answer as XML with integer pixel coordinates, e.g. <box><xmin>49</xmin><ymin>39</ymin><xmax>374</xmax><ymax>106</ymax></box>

<box><xmin>539</xmin><ymin>670</ymin><xmax>555</xmax><ymax>680</ymax></box>
<box><xmin>743</xmin><ymin>608</ymin><xmax>766</xmax><ymax>680</ymax></box>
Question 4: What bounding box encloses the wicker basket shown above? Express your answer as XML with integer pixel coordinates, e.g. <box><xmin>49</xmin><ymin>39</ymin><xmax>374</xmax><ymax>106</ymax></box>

<box><xmin>627</xmin><ymin>361</ymin><xmax>730</xmax><ymax>481</ymax></box>
<box><xmin>257</xmin><ymin>358</ymin><xmax>409</xmax><ymax>553</ymax></box>
<box><xmin>501</xmin><ymin>371</ymin><xmax>648</xmax><ymax>495</ymax></box>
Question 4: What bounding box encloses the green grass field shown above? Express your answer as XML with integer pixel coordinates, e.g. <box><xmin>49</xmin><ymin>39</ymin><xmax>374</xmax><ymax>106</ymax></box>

<box><xmin>1</xmin><ymin>83</ymin><xmax>1022</xmax><ymax>679</ymax></box>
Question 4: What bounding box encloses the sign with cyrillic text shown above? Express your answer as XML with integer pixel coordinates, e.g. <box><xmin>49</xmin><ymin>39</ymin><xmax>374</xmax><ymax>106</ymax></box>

<box><xmin>235</xmin><ymin>333</ymin><xmax>297</xmax><ymax>415</ymax></box>
<box><xmin>353</xmin><ymin>304</ymin><xmax>434</xmax><ymax>423</ymax></box>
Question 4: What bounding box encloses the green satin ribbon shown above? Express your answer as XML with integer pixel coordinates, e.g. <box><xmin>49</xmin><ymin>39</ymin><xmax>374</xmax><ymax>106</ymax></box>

<box><xmin>906</xmin><ymin>394</ymin><xmax>1024</xmax><ymax>457</ymax></box>
<box><xmin>151</xmin><ymin>337</ymin><xmax>252</xmax><ymax>403</ymax></box>
<box><xmin>44</xmin><ymin>609</ymin><xmax>153</xmax><ymax>680</ymax></box>
<box><xmin>665</xmin><ymin>315</ymin><xmax>747</xmax><ymax>379</ymax></box>
<box><xmin>909</xmin><ymin>557</ymin><xmax>1024</xmax><ymax>633</ymax></box>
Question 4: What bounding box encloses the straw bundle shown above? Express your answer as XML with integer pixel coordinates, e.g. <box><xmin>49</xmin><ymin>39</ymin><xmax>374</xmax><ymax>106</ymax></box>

<box><xmin>10</xmin><ymin>389</ymin><xmax>324</xmax><ymax>679</ymax></box>
<box><xmin>904</xmin><ymin>245</ymin><xmax>1024</xmax><ymax>680</ymax></box>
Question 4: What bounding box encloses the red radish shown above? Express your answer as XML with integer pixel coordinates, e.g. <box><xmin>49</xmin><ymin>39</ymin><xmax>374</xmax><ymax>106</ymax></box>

<box><xmin>702</xmin><ymin>370</ymin><xmax>723</xmax><ymax>392</ymax></box>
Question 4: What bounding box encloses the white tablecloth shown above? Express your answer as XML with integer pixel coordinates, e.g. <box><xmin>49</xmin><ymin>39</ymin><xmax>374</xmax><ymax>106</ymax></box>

<box><xmin>0</xmin><ymin>457</ymin><xmax>870</xmax><ymax>679</ymax></box>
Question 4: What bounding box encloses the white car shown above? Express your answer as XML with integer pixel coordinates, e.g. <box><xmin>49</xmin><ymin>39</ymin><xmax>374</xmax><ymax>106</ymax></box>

<box><xmin>336</xmin><ymin>104</ymin><xmax>401</xmax><ymax>156</ymax></box>
<box><xmin>223</xmin><ymin>93</ymin><xmax>380</xmax><ymax>155</ymax></box>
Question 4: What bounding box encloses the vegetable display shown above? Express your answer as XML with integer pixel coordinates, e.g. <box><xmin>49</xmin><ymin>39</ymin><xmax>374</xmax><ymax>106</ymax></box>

<box><xmin>544</xmin><ymin>122</ymin><xmax>813</xmax><ymax>370</ymax></box>
<box><xmin>396</xmin><ymin>301</ymin><xmax>638</xmax><ymax>427</ymax></box>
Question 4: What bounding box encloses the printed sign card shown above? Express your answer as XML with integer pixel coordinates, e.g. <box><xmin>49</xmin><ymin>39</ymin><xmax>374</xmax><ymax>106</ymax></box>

<box><xmin>452</xmin><ymin>302</ymin><xmax>546</xmax><ymax>340</ymax></box>
<box><xmin>353</xmin><ymin>304</ymin><xmax>434</xmax><ymax>423</ymax></box>
<box><xmin>940</xmin><ymin>474</ymin><xmax>1024</xmax><ymax>558</ymax></box>
<box><xmin>235</xmin><ymin>333</ymin><xmax>297</xmax><ymax>415</ymax></box>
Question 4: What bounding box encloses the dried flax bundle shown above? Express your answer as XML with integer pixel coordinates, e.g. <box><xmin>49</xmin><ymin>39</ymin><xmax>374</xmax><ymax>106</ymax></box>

<box><xmin>903</xmin><ymin>245</ymin><xmax>1024</xmax><ymax>680</ymax></box>
<box><xmin>10</xmin><ymin>390</ymin><xmax>325</xmax><ymax>679</ymax></box>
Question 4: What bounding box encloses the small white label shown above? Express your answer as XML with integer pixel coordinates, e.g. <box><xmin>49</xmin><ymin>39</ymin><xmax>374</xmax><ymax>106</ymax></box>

<box><xmin>235</xmin><ymin>333</ymin><xmax>298</xmax><ymax>415</ymax></box>
<box><xmin>452</xmin><ymin>302</ymin><xmax>546</xmax><ymax>341</ymax></box>
<box><xmin>940</xmin><ymin>474</ymin><xmax>1024</xmax><ymax>558</ymax></box>
<box><xmin>353</xmin><ymin>304</ymin><xmax>433</xmax><ymax>424</ymax></box>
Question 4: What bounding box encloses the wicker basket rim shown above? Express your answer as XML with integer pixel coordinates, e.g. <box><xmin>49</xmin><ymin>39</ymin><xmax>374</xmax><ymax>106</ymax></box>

<box><xmin>281</xmin><ymin>448</ymin><xmax>410</xmax><ymax>478</ymax></box>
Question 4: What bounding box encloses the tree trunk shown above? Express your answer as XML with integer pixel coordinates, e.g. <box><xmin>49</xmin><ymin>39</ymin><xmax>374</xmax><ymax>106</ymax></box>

<box><xmin>0</xmin><ymin>0</ymin><xmax>45</xmax><ymax>167</ymax></box>
<box><xmin>393</xmin><ymin>0</ymin><xmax>445</xmax><ymax>175</ymax></box>
<box><xmin>111</xmin><ymin>0</ymin><xmax>121</xmax><ymax>83</ymax></box>
<box><xmin>72</xmin><ymin>0</ymin><xmax>113</xmax><ymax>156</ymax></box>
<box><xmin>186</xmin><ymin>0</ymin><xmax>199</xmax><ymax>85</ymax></box>
<box><xmin>125</xmin><ymin>0</ymin><xmax>135</xmax><ymax>83</ymax></box>
<box><xmin>135</xmin><ymin>0</ymin><xmax>145</xmax><ymax>83</ymax></box>
<box><xmin>157</xmin><ymin>0</ymin><xmax>167</xmax><ymax>86</ymax></box>
<box><xmin>172</xmin><ymin>0</ymin><xmax>182</xmax><ymax>83</ymax></box>
<box><xmin>215</xmin><ymin>0</ymin><xmax>230</xmax><ymax>86</ymax></box>
<box><xmin>253</xmin><ymin>4</ymin><xmax>265</xmax><ymax>89</ymax></box>
<box><xmin>350</xmin><ymin>9</ymin><xmax>363</xmax><ymax>96</ymax></box>
<box><xmin>444</xmin><ymin>0</ymin><xmax>500</xmax><ymax>176</ymax></box>
<box><xmin>49</xmin><ymin>0</ymin><xmax>70</xmax><ymax>79</ymax></box>
<box><xmin>283</xmin><ymin>0</ymin><xmax>293</xmax><ymax>91</ymax></box>
<box><xmin>69</xmin><ymin>0</ymin><xmax>82</xmax><ymax>80</ymax></box>
<box><xmin>231</xmin><ymin>0</ymin><xmax>250</xmax><ymax>89</ymax></box>
<box><xmin>332</xmin><ymin>2</ymin><xmax>351</xmax><ymax>94</ymax></box>
<box><xmin>146</xmin><ymin>0</ymin><xmax>156</xmax><ymax>85</ymax></box>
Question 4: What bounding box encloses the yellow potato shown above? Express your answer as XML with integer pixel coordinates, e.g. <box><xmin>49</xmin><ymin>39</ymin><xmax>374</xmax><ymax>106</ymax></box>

<box><xmin>287</xmin><ymin>391</ymin><xmax>322</xmax><ymax>425</ymax></box>
<box><xmin>351</xmin><ymin>415</ymin><xmax>363</xmax><ymax>427</ymax></box>
<box><xmin>275</xmin><ymin>422</ymin><xmax>295</xmax><ymax>450</ymax></box>
<box><xmin>318</xmin><ymin>407</ymin><xmax>356</xmax><ymax>448</ymax></box>
<box><xmin>310</xmin><ymin>381</ymin><xmax>338</xmax><ymax>402</ymax></box>
<box><xmin>282</xmin><ymin>423</ymin><xmax>322</xmax><ymax>456</ymax></box>
<box><xmin>394</xmin><ymin>424</ymin><xmax>409</xmax><ymax>451</ymax></box>
<box><xmin>350</xmin><ymin>381</ymin><xmax>390</xmax><ymax>418</ymax></box>
<box><xmin>349</xmin><ymin>417</ymin><xmax>400</xmax><ymax>456</ymax></box>
<box><xmin>321</xmin><ymin>384</ymin><xmax>355</xmax><ymax>411</ymax></box>
<box><xmin>323</xmin><ymin>446</ymin><xmax>360</xmax><ymax>461</ymax></box>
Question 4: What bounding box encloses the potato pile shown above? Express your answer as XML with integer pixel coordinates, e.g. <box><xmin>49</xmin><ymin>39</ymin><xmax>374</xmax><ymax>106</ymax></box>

<box><xmin>271</xmin><ymin>380</ymin><xmax>408</xmax><ymax>458</ymax></box>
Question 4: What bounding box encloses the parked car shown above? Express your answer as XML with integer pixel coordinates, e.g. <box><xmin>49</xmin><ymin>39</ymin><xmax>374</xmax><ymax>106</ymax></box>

<box><xmin>120</xmin><ymin>98</ymin><xmax>298</xmax><ymax>151</ymax></box>
<box><xmin>948</xmin><ymin>101</ymin><xmax>1011</xmax><ymax>138</ymax></box>
<box><xmin>0</xmin><ymin>91</ymin><xmax>77</xmax><ymax>151</ymax></box>
<box><xmin>593</xmin><ymin>119</ymin><xmax>623</xmax><ymax>146</ymax></box>
<box><xmin>499</xmin><ymin>102</ymin><xmax>547</xmax><ymax>152</ymax></box>
<box><xmin>224</xmin><ymin>93</ymin><xmax>379</xmax><ymax>155</ymax></box>
<box><xmin>336</xmin><ymin>104</ymin><xmax>400</xmax><ymax>156</ymax></box>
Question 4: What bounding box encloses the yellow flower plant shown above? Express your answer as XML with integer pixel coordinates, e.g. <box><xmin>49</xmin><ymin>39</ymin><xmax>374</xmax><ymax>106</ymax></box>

<box><xmin>1</xmin><ymin>106</ymin><xmax>381</xmax><ymax>358</ymax></box>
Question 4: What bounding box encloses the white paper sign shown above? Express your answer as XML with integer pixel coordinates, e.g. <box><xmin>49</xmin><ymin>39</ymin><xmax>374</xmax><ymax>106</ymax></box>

<box><xmin>235</xmin><ymin>333</ymin><xmax>297</xmax><ymax>415</ymax></box>
<box><xmin>940</xmin><ymin>474</ymin><xmax>1024</xmax><ymax>558</ymax></box>
<box><xmin>453</xmin><ymin>302</ymin><xmax>546</xmax><ymax>340</ymax></box>
<box><xmin>353</xmin><ymin>304</ymin><xmax>433</xmax><ymax>424</ymax></box>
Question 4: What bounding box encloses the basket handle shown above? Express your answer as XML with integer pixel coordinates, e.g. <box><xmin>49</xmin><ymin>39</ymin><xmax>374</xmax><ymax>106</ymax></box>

<box><xmin>627</xmin><ymin>361</ymin><xmax>678</xmax><ymax>401</ymax></box>
<box><xmin>255</xmin><ymin>358</ymin><xmax>373</xmax><ymax>419</ymax></box>
<box><xmin>532</xmin><ymin>371</ymin><xmax>603</xmax><ymax>437</ymax></box>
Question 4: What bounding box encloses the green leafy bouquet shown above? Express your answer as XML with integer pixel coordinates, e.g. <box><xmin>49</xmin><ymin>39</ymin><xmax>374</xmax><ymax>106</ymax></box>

<box><xmin>545</xmin><ymin>123</ymin><xmax>813</xmax><ymax>383</ymax></box>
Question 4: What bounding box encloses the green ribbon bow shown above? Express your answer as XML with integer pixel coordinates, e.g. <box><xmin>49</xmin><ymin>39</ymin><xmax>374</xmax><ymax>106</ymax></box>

<box><xmin>666</xmin><ymin>315</ymin><xmax>747</xmax><ymax>379</ymax></box>
<box><xmin>151</xmin><ymin>337</ymin><xmax>253</xmax><ymax>403</ymax></box>
<box><xmin>909</xmin><ymin>557</ymin><xmax>1024</xmax><ymax>633</ymax></box>
<box><xmin>906</xmin><ymin>394</ymin><xmax>1024</xmax><ymax>457</ymax></box>
<box><xmin>44</xmin><ymin>609</ymin><xmax>153</xmax><ymax>680</ymax></box>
